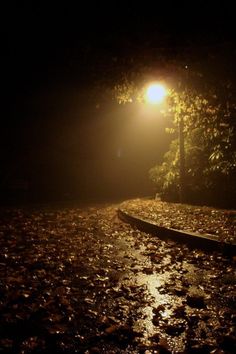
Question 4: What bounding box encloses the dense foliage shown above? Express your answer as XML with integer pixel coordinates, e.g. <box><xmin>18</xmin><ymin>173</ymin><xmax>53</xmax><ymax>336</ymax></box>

<box><xmin>149</xmin><ymin>84</ymin><xmax>236</xmax><ymax>206</ymax></box>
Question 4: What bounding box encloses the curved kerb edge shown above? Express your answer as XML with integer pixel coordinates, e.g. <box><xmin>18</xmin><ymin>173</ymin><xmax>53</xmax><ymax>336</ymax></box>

<box><xmin>117</xmin><ymin>208</ymin><xmax>236</xmax><ymax>253</ymax></box>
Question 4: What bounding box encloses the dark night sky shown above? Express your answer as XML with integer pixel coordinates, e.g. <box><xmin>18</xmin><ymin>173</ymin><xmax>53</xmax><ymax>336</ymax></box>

<box><xmin>2</xmin><ymin>1</ymin><xmax>235</xmax><ymax>93</ymax></box>
<box><xmin>1</xmin><ymin>1</ymin><xmax>235</xmax><ymax>201</ymax></box>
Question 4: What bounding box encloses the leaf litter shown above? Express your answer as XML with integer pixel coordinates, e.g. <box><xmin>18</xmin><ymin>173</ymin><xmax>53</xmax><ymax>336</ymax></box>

<box><xmin>0</xmin><ymin>202</ymin><xmax>235</xmax><ymax>353</ymax></box>
<box><xmin>120</xmin><ymin>198</ymin><xmax>236</xmax><ymax>244</ymax></box>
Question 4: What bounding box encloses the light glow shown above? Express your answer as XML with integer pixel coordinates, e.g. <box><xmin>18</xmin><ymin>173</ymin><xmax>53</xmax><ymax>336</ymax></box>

<box><xmin>145</xmin><ymin>83</ymin><xmax>167</xmax><ymax>104</ymax></box>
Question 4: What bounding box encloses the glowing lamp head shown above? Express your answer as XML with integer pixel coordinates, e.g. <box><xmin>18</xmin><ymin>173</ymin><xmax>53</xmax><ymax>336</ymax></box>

<box><xmin>146</xmin><ymin>83</ymin><xmax>167</xmax><ymax>104</ymax></box>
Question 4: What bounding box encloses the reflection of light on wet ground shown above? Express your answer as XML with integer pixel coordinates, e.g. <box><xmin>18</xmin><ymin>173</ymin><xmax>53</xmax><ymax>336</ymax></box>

<box><xmin>134</xmin><ymin>305</ymin><xmax>154</xmax><ymax>337</ymax></box>
<box><xmin>132</xmin><ymin>271</ymin><xmax>187</xmax><ymax>351</ymax></box>
<box><xmin>132</xmin><ymin>272</ymin><xmax>173</xmax><ymax>337</ymax></box>
<box><xmin>115</xmin><ymin>235</ymin><xmax>226</xmax><ymax>351</ymax></box>
<box><xmin>136</xmin><ymin>272</ymin><xmax>170</xmax><ymax>302</ymax></box>
<box><xmin>130</xmin><ymin>266</ymin><xmax>199</xmax><ymax>352</ymax></box>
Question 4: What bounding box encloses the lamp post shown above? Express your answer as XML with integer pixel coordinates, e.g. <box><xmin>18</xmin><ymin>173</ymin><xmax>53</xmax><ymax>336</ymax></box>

<box><xmin>178</xmin><ymin>114</ymin><xmax>185</xmax><ymax>203</ymax></box>
<box><xmin>146</xmin><ymin>83</ymin><xmax>185</xmax><ymax>203</ymax></box>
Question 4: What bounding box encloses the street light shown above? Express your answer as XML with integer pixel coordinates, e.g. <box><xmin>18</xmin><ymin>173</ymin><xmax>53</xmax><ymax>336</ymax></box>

<box><xmin>145</xmin><ymin>83</ymin><xmax>168</xmax><ymax>104</ymax></box>
<box><xmin>145</xmin><ymin>82</ymin><xmax>185</xmax><ymax>203</ymax></box>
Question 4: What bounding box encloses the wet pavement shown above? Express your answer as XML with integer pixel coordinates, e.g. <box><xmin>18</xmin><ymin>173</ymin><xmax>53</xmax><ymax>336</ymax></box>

<box><xmin>0</xmin><ymin>203</ymin><xmax>236</xmax><ymax>353</ymax></box>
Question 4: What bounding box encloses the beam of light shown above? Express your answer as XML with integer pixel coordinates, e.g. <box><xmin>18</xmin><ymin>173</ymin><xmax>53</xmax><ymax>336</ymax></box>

<box><xmin>145</xmin><ymin>83</ymin><xmax>168</xmax><ymax>104</ymax></box>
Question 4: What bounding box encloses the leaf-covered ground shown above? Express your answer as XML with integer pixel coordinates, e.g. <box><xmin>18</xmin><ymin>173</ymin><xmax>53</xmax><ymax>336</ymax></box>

<box><xmin>0</xmin><ymin>202</ymin><xmax>236</xmax><ymax>353</ymax></box>
<box><xmin>120</xmin><ymin>198</ymin><xmax>236</xmax><ymax>244</ymax></box>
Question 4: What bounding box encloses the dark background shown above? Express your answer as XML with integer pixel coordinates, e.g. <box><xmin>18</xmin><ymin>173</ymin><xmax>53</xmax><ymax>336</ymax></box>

<box><xmin>1</xmin><ymin>1</ymin><xmax>235</xmax><ymax>203</ymax></box>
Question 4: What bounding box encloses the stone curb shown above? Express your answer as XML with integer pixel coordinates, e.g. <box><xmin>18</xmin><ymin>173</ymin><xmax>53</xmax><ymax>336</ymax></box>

<box><xmin>118</xmin><ymin>208</ymin><xmax>236</xmax><ymax>253</ymax></box>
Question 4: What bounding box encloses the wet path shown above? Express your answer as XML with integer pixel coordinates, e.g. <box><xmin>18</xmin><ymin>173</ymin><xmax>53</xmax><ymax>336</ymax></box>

<box><xmin>0</xmin><ymin>203</ymin><xmax>235</xmax><ymax>353</ymax></box>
